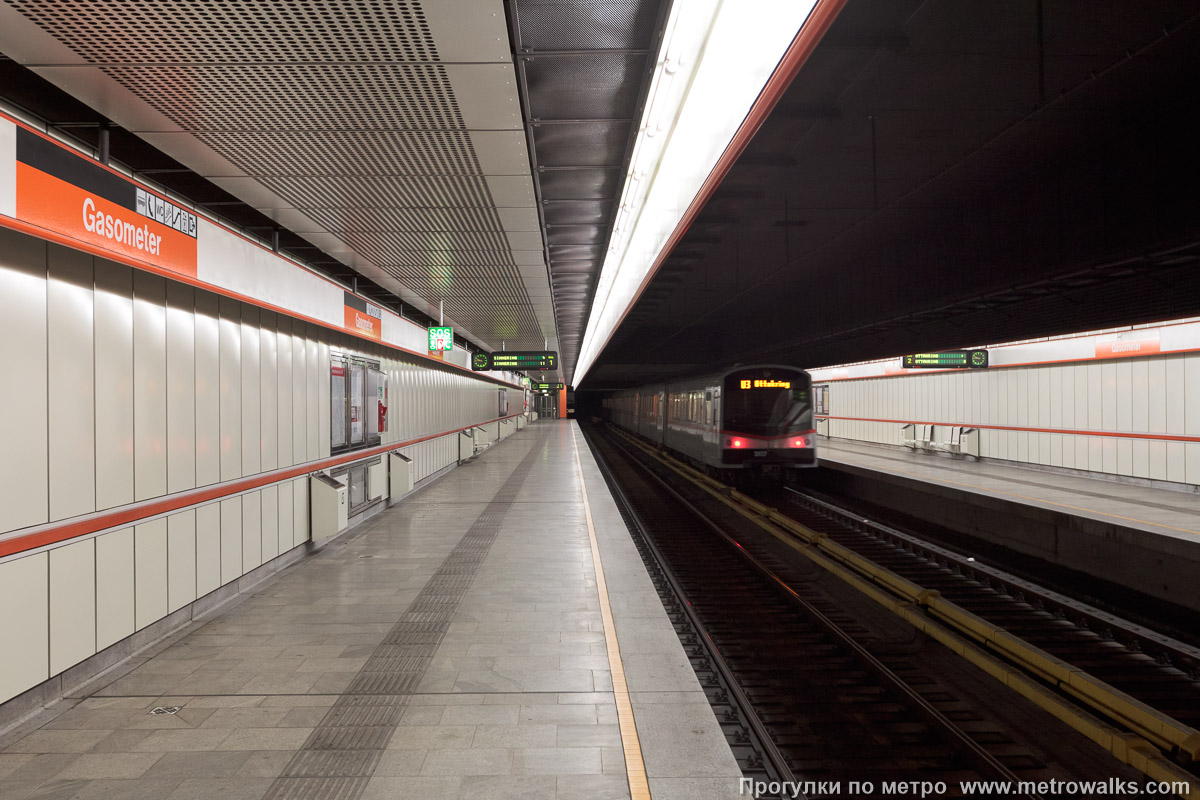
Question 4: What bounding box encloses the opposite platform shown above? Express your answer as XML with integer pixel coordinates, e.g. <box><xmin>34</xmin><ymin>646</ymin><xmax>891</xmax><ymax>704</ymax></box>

<box><xmin>0</xmin><ymin>421</ymin><xmax>744</xmax><ymax>800</ymax></box>
<box><xmin>818</xmin><ymin>438</ymin><xmax>1200</xmax><ymax>611</ymax></box>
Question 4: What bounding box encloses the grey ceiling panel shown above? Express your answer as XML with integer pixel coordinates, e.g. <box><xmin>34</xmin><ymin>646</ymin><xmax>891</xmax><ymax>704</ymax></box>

<box><xmin>538</xmin><ymin>167</ymin><xmax>622</xmax><ymax>200</ymax></box>
<box><xmin>1</xmin><ymin>0</ymin><xmax>562</xmax><ymax>362</ymax></box>
<box><xmin>524</xmin><ymin>53</ymin><xmax>649</xmax><ymax>120</ymax></box>
<box><xmin>517</xmin><ymin>0</ymin><xmax>661</xmax><ymax>50</ymax></box>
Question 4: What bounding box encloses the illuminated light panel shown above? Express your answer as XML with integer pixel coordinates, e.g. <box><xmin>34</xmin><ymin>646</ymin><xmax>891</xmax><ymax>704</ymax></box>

<box><xmin>739</xmin><ymin>379</ymin><xmax>791</xmax><ymax>389</ymax></box>
<box><xmin>572</xmin><ymin>0</ymin><xmax>821</xmax><ymax>386</ymax></box>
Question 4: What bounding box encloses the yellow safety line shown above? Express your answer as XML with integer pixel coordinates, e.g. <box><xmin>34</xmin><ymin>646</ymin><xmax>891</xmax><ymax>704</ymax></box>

<box><xmin>570</xmin><ymin>427</ymin><xmax>652</xmax><ymax>800</ymax></box>
<box><xmin>830</xmin><ymin>453</ymin><xmax>1200</xmax><ymax>537</ymax></box>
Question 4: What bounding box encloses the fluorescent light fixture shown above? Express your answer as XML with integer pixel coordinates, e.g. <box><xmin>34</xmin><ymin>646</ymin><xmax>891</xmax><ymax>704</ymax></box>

<box><xmin>571</xmin><ymin>0</ymin><xmax>820</xmax><ymax>386</ymax></box>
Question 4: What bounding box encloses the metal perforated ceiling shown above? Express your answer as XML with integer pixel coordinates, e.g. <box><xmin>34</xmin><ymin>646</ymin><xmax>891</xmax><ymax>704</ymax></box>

<box><xmin>0</xmin><ymin>0</ymin><xmax>562</xmax><ymax>375</ymax></box>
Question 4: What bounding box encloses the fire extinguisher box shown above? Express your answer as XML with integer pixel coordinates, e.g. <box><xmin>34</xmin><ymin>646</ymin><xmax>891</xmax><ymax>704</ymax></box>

<box><xmin>310</xmin><ymin>473</ymin><xmax>348</xmax><ymax>541</ymax></box>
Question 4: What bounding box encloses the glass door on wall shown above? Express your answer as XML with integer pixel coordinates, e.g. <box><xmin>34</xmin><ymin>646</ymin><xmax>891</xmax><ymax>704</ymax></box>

<box><xmin>331</xmin><ymin>354</ymin><xmax>385</xmax><ymax>455</ymax></box>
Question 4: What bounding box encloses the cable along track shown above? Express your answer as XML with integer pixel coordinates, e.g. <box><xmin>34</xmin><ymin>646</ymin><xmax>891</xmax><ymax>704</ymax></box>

<box><xmin>584</xmin><ymin>424</ymin><xmax>1045</xmax><ymax>798</ymax></box>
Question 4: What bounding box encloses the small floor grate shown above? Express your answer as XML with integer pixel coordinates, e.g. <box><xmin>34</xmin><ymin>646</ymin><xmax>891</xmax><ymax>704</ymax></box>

<box><xmin>149</xmin><ymin>706</ymin><xmax>181</xmax><ymax>715</ymax></box>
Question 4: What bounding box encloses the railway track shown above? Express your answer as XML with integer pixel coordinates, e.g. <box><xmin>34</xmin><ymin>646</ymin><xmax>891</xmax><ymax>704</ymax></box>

<box><xmin>587</xmin><ymin>422</ymin><xmax>1199</xmax><ymax>798</ymax></box>
<box><xmin>585</xmin><ymin>424</ymin><xmax>1054</xmax><ymax>798</ymax></box>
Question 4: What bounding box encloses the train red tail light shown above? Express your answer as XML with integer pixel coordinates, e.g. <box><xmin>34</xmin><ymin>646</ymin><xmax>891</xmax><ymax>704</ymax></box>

<box><xmin>729</xmin><ymin>437</ymin><xmax>747</xmax><ymax>448</ymax></box>
<box><xmin>789</xmin><ymin>436</ymin><xmax>808</xmax><ymax>448</ymax></box>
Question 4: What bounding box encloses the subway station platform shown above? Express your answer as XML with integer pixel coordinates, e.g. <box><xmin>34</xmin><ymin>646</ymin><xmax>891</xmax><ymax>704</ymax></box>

<box><xmin>0</xmin><ymin>422</ymin><xmax>742</xmax><ymax>800</ymax></box>
<box><xmin>817</xmin><ymin>438</ymin><xmax>1200</xmax><ymax>612</ymax></box>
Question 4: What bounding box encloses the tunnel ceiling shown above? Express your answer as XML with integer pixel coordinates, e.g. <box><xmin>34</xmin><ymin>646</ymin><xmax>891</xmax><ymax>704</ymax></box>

<box><xmin>584</xmin><ymin>0</ymin><xmax>1200</xmax><ymax>390</ymax></box>
<box><xmin>0</xmin><ymin>0</ymin><xmax>670</xmax><ymax>385</ymax></box>
<box><xmin>506</xmin><ymin>0</ymin><xmax>668</xmax><ymax>383</ymax></box>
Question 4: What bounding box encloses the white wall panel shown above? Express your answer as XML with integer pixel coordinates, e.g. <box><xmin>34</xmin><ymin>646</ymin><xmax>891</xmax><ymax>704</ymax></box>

<box><xmin>261</xmin><ymin>484</ymin><xmax>279</xmax><ymax>562</ymax></box>
<box><xmin>194</xmin><ymin>290</ymin><xmax>221</xmax><ymax>487</ymax></box>
<box><xmin>133</xmin><ymin>272</ymin><xmax>167</xmax><ymax>502</ymax></box>
<box><xmin>94</xmin><ymin>260</ymin><xmax>135</xmax><ymax>511</ymax></box>
<box><xmin>0</xmin><ymin>553</ymin><xmax>48</xmax><ymax>703</ymax></box>
<box><xmin>96</xmin><ymin>528</ymin><xmax>134</xmax><ymax>650</ymax></box>
<box><xmin>0</xmin><ymin>228</ymin><xmax>48</xmax><ymax>533</ymax></box>
<box><xmin>220</xmin><ymin>497</ymin><xmax>242</xmax><ymax>584</ymax></box>
<box><xmin>49</xmin><ymin>539</ymin><xmax>95</xmax><ymax>676</ymax></box>
<box><xmin>259</xmin><ymin>311</ymin><xmax>278</xmax><ymax>472</ymax></box>
<box><xmin>277</xmin><ymin>317</ymin><xmax>294</xmax><ymax>468</ymax></box>
<box><xmin>166</xmin><ymin>282</ymin><xmax>196</xmax><ymax>494</ymax></box>
<box><xmin>134</xmin><ymin>518</ymin><xmax>168</xmax><ymax>630</ymax></box>
<box><xmin>242</xmin><ymin>491</ymin><xmax>262</xmax><ymax>572</ymax></box>
<box><xmin>167</xmin><ymin>510</ymin><xmax>197</xmax><ymax>613</ymax></box>
<box><xmin>307</xmin><ymin>331</ymin><xmax>320</xmax><ymax>458</ymax></box>
<box><xmin>219</xmin><ymin>297</ymin><xmax>242</xmax><ymax>481</ymax></box>
<box><xmin>47</xmin><ymin>244</ymin><xmax>95</xmax><ymax>521</ymax></box>
<box><xmin>319</xmin><ymin>338</ymin><xmax>331</xmax><ymax>458</ymax></box>
<box><xmin>196</xmin><ymin>502</ymin><xmax>221</xmax><ymax>596</ymax></box>
<box><xmin>292</xmin><ymin>332</ymin><xmax>308</xmax><ymax>463</ymax></box>
<box><xmin>293</xmin><ymin>476</ymin><xmax>309</xmax><ymax>547</ymax></box>
<box><xmin>240</xmin><ymin>306</ymin><xmax>261</xmax><ymax>476</ymax></box>
<box><xmin>278</xmin><ymin>480</ymin><xmax>294</xmax><ymax>553</ymax></box>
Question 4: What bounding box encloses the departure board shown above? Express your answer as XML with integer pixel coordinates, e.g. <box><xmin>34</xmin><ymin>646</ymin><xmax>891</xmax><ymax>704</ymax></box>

<box><xmin>471</xmin><ymin>351</ymin><xmax>558</xmax><ymax>371</ymax></box>
<box><xmin>902</xmin><ymin>350</ymin><xmax>989</xmax><ymax>369</ymax></box>
<box><xmin>534</xmin><ymin>382</ymin><xmax>564</xmax><ymax>391</ymax></box>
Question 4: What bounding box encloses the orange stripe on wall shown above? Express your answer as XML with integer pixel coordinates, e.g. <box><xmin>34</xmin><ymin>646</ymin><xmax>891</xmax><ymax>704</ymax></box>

<box><xmin>0</xmin><ymin>413</ymin><xmax>526</xmax><ymax>561</ymax></box>
<box><xmin>817</xmin><ymin>415</ymin><xmax>1200</xmax><ymax>444</ymax></box>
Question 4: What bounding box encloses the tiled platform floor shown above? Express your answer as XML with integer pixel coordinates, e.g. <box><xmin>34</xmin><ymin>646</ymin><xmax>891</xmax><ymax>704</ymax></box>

<box><xmin>0</xmin><ymin>422</ymin><xmax>744</xmax><ymax>800</ymax></box>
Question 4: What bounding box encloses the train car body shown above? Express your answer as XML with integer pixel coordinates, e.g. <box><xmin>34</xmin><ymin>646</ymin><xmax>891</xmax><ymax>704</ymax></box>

<box><xmin>603</xmin><ymin>365</ymin><xmax>816</xmax><ymax>472</ymax></box>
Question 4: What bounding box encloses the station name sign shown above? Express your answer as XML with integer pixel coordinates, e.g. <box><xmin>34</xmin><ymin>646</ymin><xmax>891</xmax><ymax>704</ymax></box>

<box><xmin>902</xmin><ymin>350</ymin><xmax>989</xmax><ymax>369</ymax></box>
<box><xmin>14</xmin><ymin>127</ymin><xmax>198</xmax><ymax>277</ymax></box>
<box><xmin>471</xmin><ymin>350</ymin><xmax>558</xmax><ymax>371</ymax></box>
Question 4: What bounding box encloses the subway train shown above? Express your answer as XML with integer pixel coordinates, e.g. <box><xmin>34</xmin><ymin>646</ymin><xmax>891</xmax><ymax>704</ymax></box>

<box><xmin>601</xmin><ymin>365</ymin><xmax>816</xmax><ymax>476</ymax></box>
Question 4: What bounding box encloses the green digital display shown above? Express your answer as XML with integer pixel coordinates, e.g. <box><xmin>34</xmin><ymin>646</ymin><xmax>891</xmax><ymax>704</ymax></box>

<box><xmin>534</xmin><ymin>383</ymin><xmax>564</xmax><ymax>391</ymax></box>
<box><xmin>902</xmin><ymin>350</ymin><xmax>989</xmax><ymax>369</ymax></box>
<box><xmin>471</xmin><ymin>351</ymin><xmax>558</xmax><ymax>371</ymax></box>
<box><xmin>427</xmin><ymin>327</ymin><xmax>453</xmax><ymax>351</ymax></box>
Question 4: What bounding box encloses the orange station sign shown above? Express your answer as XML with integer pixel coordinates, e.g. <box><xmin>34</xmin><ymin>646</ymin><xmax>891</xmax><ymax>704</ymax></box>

<box><xmin>342</xmin><ymin>292</ymin><xmax>382</xmax><ymax>341</ymax></box>
<box><xmin>14</xmin><ymin>127</ymin><xmax>197</xmax><ymax>277</ymax></box>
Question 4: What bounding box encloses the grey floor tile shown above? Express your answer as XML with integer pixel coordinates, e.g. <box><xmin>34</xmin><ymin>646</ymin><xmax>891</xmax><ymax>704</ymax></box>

<box><xmin>459</xmin><ymin>774</ymin><xmax>557</xmax><ymax>800</ymax></box>
<box><xmin>360</xmin><ymin>775</ymin><xmax>461</xmax><ymax>799</ymax></box>
<box><xmin>556</xmin><ymin>773</ymin><xmax>631</xmax><ymax>800</ymax></box>
<box><xmin>419</xmin><ymin>748</ymin><xmax>512</xmax><ymax>776</ymax></box>
<box><xmin>386</xmin><ymin>725</ymin><xmax>475</xmax><ymax>750</ymax></box>
<box><xmin>512</xmin><ymin>747</ymin><xmax>602</xmax><ymax>775</ymax></box>
<box><xmin>52</xmin><ymin>752</ymin><xmax>164</xmax><ymax>781</ymax></box>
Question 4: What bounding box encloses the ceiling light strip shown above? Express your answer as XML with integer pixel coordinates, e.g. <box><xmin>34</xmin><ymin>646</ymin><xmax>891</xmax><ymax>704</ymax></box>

<box><xmin>571</xmin><ymin>0</ymin><xmax>848</xmax><ymax>386</ymax></box>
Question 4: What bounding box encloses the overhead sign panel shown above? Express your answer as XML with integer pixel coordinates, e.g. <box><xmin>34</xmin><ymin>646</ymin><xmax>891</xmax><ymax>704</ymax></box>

<box><xmin>534</xmin><ymin>382</ymin><xmax>564</xmax><ymax>391</ymax></box>
<box><xmin>13</xmin><ymin>127</ymin><xmax>198</xmax><ymax>277</ymax></box>
<box><xmin>902</xmin><ymin>350</ymin><xmax>989</xmax><ymax>369</ymax></box>
<box><xmin>471</xmin><ymin>351</ymin><xmax>558</xmax><ymax>371</ymax></box>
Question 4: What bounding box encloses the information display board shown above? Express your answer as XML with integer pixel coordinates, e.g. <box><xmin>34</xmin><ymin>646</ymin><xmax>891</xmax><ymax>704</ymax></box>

<box><xmin>471</xmin><ymin>351</ymin><xmax>558</xmax><ymax>371</ymax></box>
<box><xmin>428</xmin><ymin>326</ymin><xmax>453</xmax><ymax>351</ymax></box>
<box><xmin>902</xmin><ymin>350</ymin><xmax>989</xmax><ymax>369</ymax></box>
<box><xmin>534</xmin><ymin>383</ymin><xmax>564</xmax><ymax>391</ymax></box>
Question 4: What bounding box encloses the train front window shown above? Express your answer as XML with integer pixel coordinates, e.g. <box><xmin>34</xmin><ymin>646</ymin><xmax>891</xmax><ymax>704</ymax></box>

<box><xmin>723</xmin><ymin>371</ymin><xmax>812</xmax><ymax>436</ymax></box>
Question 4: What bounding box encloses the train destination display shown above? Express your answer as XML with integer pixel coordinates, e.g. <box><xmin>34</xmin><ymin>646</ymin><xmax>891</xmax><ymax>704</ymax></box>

<box><xmin>902</xmin><ymin>350</ymin><xmax>989</xmax><ymax>369</ymax></box>
<box><xmin>471</xmin><ymin>351</ymin><xmax>558</xmax><ymax>371</ymax></box>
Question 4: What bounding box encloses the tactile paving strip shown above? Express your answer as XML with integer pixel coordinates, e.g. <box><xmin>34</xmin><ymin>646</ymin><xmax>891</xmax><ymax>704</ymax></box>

<box><xmin>263</xmin><ymin>431</ymin><xmax>549</xmax><ymax>799</ymax></box>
